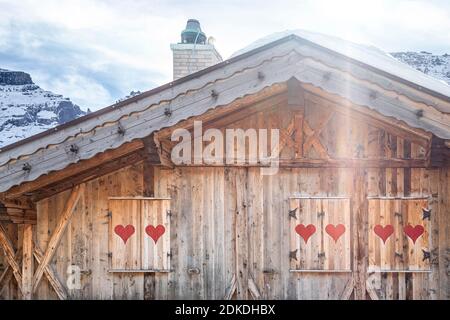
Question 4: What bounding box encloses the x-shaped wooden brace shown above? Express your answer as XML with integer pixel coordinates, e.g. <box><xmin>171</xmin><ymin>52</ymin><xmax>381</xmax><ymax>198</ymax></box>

<box><xmin>31</xmin><ymin>184</ymin><xmax>84</xmax><ymax>299</ymax></box>
<box><xmin>302</xmin><ymin>111</ymin><xmax>334</xmax><ymax>159</ymax></box>
<box><xmin>274</xmin><ymin>117</ymin><xmax>298</xmax><ymax>156</ymax></box>
<box><xmin>0</xmin><ymin>223</ymin><xmax>23</xmax><ymax>294</ymax></box>
<box><xmin>224</xmin><ymin>273</ymin><xmax>261</xmax><ymax>300</ymax></box>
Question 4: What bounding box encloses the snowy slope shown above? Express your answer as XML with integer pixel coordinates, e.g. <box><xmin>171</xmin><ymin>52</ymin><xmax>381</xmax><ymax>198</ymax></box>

<box><xmin>390</xmin><ymin>52</ymin><xmax>450</xmax><ymax>85</ymax></box>
<box><xmin>231</xmin><ymin>30</ymin><xmax>450</xmax><ymax>97</ymax></box>
<box><xmin>0</xmin><ymin>69</ymin><xmax>85</xmax><ymax>148</ymax></box>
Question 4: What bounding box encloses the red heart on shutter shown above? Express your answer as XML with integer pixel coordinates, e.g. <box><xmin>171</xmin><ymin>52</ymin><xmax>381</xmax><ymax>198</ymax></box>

<box><xmin>114</xmin><ymin>225</ymin><xmax>135</xmax><ymax>244</ymax></box>
<box><xmin>325</xmin><ymin>224</ymin><xmax>346</xmax><ymax>242</ymax></box>
<box><xmin>295</xmin><ymin>224</ymin><xmax>316</xmax><ymax>243</ymax></box>
<box><xmin>145</xmin><ymin>225</ymin><xmax>166</xmax><ymax>244</ymax></box>
<box><xmin>374</xmin><ymin>224</ymin><xmax>394</xmax><ymax>243</ymax></box>
<box><xmin>404</xmin><ymin>224</ymin><xmax>424</xmax><ymax>244</ymax></box>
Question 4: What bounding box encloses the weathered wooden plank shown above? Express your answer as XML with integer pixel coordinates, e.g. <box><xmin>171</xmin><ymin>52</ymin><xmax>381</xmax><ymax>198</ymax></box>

<box><xmin>4</xmin><ymin>141</ymin><xmax>144</xmax><ymax>199</ymax></box>
<box><xmin>32</xmin><ymin>183</ymin><xmax>85</xmax><ymax>292</ymax></box>
<box><xmin>21</xmin><ymin>224</ymin><xmax>33</xmax><ymax>300</ymax></box>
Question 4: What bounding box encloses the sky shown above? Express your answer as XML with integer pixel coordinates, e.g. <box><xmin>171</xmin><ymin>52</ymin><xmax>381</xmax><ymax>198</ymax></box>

<box><xmin>0</xmin><ymin>0</ymin><xmax>449</xmax><ymax>111</ymax></box>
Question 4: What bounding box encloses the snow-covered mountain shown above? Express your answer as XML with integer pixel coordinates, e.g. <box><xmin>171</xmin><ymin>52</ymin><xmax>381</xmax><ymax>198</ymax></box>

<box><xmin>390</xmin><ymin>51</ymin><xmax>450</xmax><ymax>85</ymax></box>
<box><xmin>0</xmin><ymin>69</ymin><xmax>85</xmax><ymax>148</ymax></box>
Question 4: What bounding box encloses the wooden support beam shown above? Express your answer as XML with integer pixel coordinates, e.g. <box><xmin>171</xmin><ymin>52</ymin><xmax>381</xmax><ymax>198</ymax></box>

<box><xmin>21</xmin><ymin>224</ymin><xmax>33</xmax><ymax>300</ymax></box>
<box><xmin>224</xmin><ymin>274</ymin><xmax>237</xmax><ymax>300</ymax></box>
<box><xmin>339</xmin><ymin>277</ymin><xmax>355</xmax><ymax>300</ymax></box>
<box><xmin>142</xmin><ymin>146</ymin><xmax>156</xmax><ymax>301</ymax></box>
<box><xmin>33</xmin><ymin>246</ymin><xmax>68</xmax><ymax>300</ymax></box>
<box><xmin>352</xmin><ymin>168</ymin><xmax>368</xmax><ymax>300</ymax></box>
<box><xmin>0</xmin><ymin>249</ymin><xmax>21</xmax><ymax>292</ymax></box>
<box><xmin>0</xmin><ymin>223</ymin><xmax>22</xmax><ymax>293</ymax></box>
<box><xmin>0</xmin><ymin>198</ymin><xmax>36</xmax><ymax>225</ymax></box>
<box><xmin>366</xmin><ymin>278</ymin><xmax>380</xmax><ymax>300</ymax></box>
<box><xmin>32</xmin><ymin>183</ymin><xmax>85</xmax><ymax>292</ymax></box>
<box><xmin>152</xmin><ymin>135</ymin><xmax>174</xmax><ymax>169</ymax></box>
<box><xmin>4</xmin><ymin>140</ymin><xmax>144</xmax><ymax>199</ymax></box>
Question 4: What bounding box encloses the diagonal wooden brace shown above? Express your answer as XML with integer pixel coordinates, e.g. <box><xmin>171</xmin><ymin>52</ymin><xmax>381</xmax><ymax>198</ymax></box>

<box><xmin>0</xmin><ymin>249</ymin><xmax>21</xmax><ymax>292</ymax></box>
<box><xmin>33</xmin><ymin>246</ymin><xmax>68</xmax><ymax>300</ymax></box>
<box><xmin>32</xmin><ymin>183</ymin><xmax>85</xmax><ymax>293</ymax></box>
<box><xmin>0</xmin><ymin>223</ymin><xmax>22</xmax><ymax>294</ymax></box>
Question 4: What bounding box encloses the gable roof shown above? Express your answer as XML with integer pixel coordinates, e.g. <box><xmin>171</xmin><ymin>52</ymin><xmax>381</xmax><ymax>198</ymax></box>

<box><xmin>232</xmin><ymin>30</ymin><xmax>450</xmax><ymax>101</ymax></box>
<box><xmin>0</xmin><ymin>32</ymin><xmax>449</xmax><ymax>193</ymax></box>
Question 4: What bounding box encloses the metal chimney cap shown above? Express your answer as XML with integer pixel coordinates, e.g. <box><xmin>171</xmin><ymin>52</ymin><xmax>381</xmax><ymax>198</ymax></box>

<box><xmin>181</xmin><ymin>19</ymin><xmax>207</xmax><ymax>44</ymax></box>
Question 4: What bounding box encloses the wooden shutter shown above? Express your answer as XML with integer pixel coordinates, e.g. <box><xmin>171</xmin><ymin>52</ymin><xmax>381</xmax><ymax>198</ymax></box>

<box><xmin>368</xmin><ymin>198</ymin><xmax>430</xmax><ymax>272</ymax></box>
<box><xmin>109</xmin><ymin>197</ymin><xmax>171</xmax><ymax>271</ymax></box>
<box><xmin>141</xmin><ymin>199</ymin><xmax>171</xmax><ymax>271</ymax></box>
<box><xmin>109</xmin><ymin>199</ymin><xmax>141</xmax><ymax>270</ymax></box>
<box><xmin>289</xmin><ymin>197</ymin><xmax>351</xmax><ymax>272</ymax></box>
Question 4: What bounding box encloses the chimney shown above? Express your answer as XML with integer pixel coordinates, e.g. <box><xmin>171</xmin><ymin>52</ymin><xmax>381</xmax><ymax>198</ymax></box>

<box><xmin>170</xmin><ymin>19</ymin><xmax>222</xmax><ymax>80</ymax></box>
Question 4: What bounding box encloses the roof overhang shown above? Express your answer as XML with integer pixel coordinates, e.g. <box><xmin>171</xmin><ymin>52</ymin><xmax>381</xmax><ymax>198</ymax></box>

<box><xmin>0</xmin><ymin>35</ymin><xmax>449</xmax><ymax>193</ymax></box>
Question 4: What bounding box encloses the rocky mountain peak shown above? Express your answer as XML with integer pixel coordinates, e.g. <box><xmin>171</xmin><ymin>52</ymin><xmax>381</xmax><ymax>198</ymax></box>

<box><xmin>0</xmin><ymin>68</ymin><xmax>86</xmax><ymax>147</ymax></box>
<box><xmin>0</xmin><ymin>69</ymin><xmax>33</xmax><ymax>86</ymax></box>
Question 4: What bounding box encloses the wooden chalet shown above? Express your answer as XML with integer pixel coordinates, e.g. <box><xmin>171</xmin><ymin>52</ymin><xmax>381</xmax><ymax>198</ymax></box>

<box><xmin>0</xmin><ymin>30</ymin><xmax>449</xmax><ymax>300</ymax></box>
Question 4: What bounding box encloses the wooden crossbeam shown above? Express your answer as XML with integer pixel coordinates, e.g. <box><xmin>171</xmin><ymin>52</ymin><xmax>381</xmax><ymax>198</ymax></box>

<box><xmin>0</xmin><ymin>223</ymin><xmax>22</xmax><ymax>293</ymax></box>
<box><xmin>33</xmin><ymin>246</ymin><xmax>68</xmax><ymax>300</ymax></box>
<box><xmin>32</xmin><ymin>183</ymin><xmax>85</xmax><ymax>293</ymax></box>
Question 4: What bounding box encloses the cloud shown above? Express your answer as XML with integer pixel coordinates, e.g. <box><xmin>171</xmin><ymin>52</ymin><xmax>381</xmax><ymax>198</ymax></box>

<box><xmin>0</xmin><ymin>0</ymin><xmax>449</xmax><ymax>111</ymax></box>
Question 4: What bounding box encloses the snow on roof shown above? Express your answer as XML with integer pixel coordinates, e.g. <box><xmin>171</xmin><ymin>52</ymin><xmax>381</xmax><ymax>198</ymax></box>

<box><xmin>231</xmin><ymin>29</ymin><xmax>450</xmax><ymax>99</ymax></box>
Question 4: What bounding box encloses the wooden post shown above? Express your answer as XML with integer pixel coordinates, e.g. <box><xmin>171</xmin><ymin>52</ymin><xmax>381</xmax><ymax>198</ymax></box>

<box><xmin>352</xmin><ymin>168</ymin><xmax>369</xmax><ymax>299</ymax></box>
<box><xmin>287</xmin><ymin>77</ymin><xmax>305</xmax><ymax>158</ymax></box>
<box><xmin>21</xmin><ymin>224</ymin><xmax>33</xmax><ymax>300</ymax></box>
<box><xmin>142</xmin><ymin>140</ymin><xmax>156</xmax><ymax>300</ymax></box>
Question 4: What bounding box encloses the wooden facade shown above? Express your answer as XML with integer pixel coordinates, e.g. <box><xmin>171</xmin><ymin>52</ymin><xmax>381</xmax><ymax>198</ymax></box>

<box><xmin>0</xmin><ymin>35</ymin><xmax>449</xmax><ymax>300</ymax></box>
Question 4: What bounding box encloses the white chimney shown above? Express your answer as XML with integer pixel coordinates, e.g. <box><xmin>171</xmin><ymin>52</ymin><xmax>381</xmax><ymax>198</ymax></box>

<box><xmin>170</xmin><ymin>19</ymin><xmax>222</xmax><ymax>80</ymax></box>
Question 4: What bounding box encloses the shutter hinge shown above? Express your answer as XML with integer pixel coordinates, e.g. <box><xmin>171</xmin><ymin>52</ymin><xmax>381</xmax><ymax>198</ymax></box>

<box><xmin>289</xmin><ymin>249</ymin><xmax>298</xmax><ymax>261</ymax></box>
<box><xmin>166</xmin><ymin>209</ymin><xmax>172</xmax><ymax>218</ymax></box>
<box><xmin>317</xmin><ymin>211</ymin><xmax>325</xmax><ymax>218</ymax></box>
<box><xmin>107</xmin><ymin>211</ymin><xmax>112</xmax><ymax>218</ymax></box>
<box><xmin>288</xmin><ymin>207</ymin><xmax>298</xmax><ymax>219</ymax></box>
<box><xmin>422</xmin><ymin>208</ymin><xmax>431</xmax><ymax>220</ymax></box>
<box><xmin>107</xmin><ymin>252</ymin><xmax>112</xmax><ymax>258</ymax></box>
<box><xmin>167</xmin><ymin>251</ymin><xmax>172</xmax><ymax>259</ymax></box>
<box><xmin>422</xmin><ymin>250</ymin><xmax>431</xmax><ymax>262</ymax></box>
